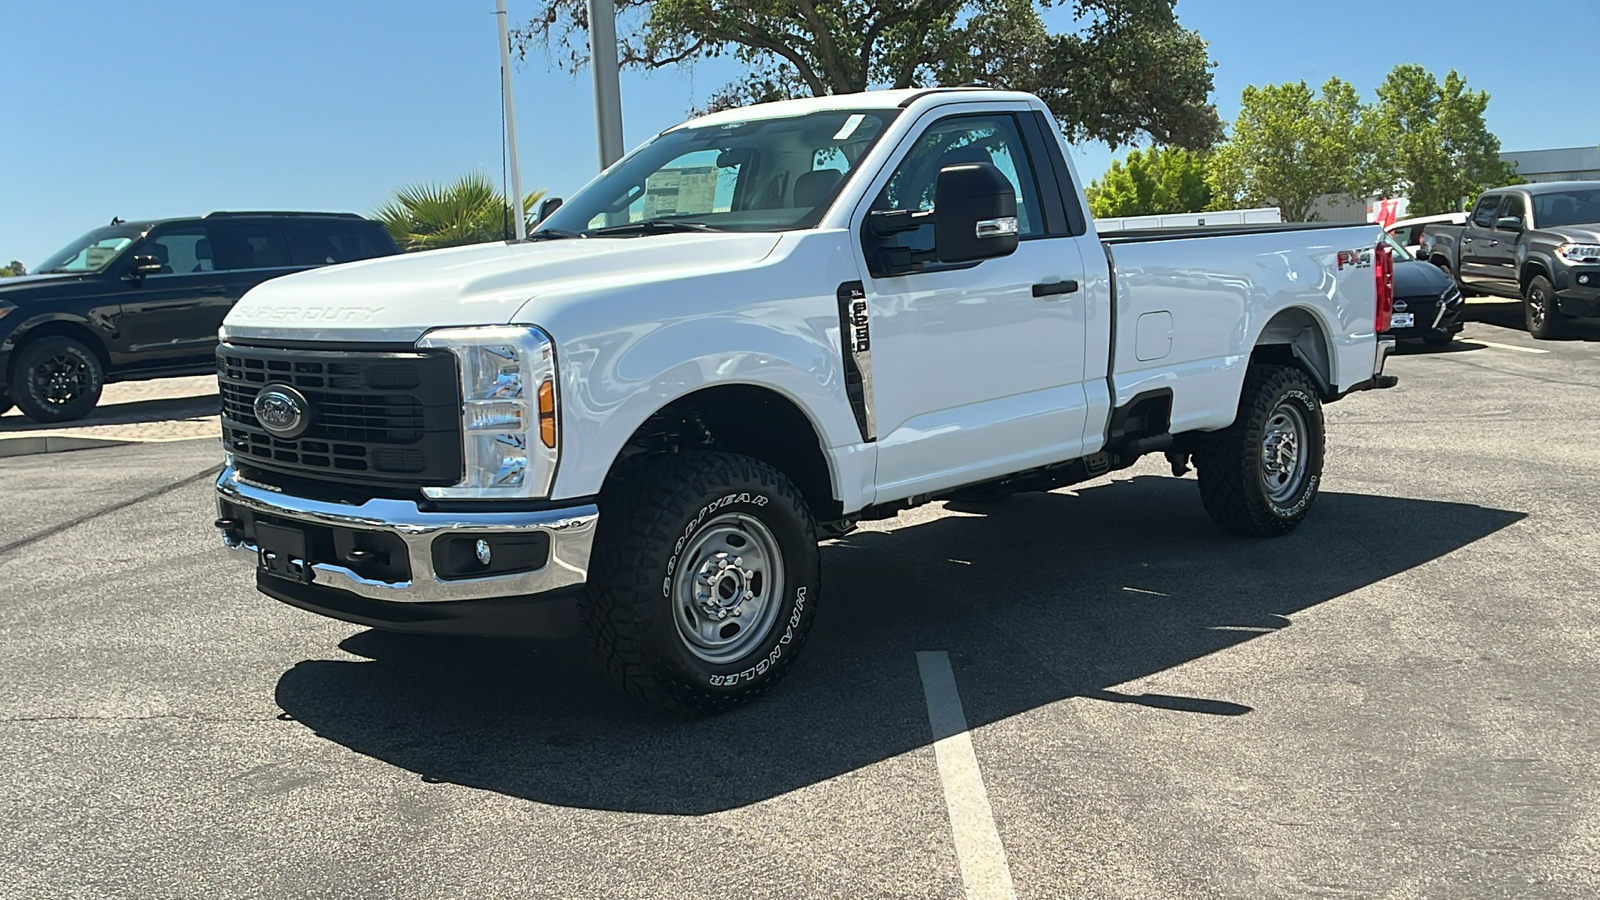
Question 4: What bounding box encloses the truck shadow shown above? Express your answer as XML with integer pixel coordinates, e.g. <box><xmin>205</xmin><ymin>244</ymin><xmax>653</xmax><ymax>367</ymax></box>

<box><xmin>1461</xmin><ymin>300</ymin><xmax>1600</xmax><ymax>340</ymax></box>
<box><xmin>273</xmin><ymin>475</ymin><xmax>1523</xmax><ymax>814</ymax></box>
<box><xmin>0</xmin><ymin>394</ymin><xmax>218</xmax><ymax>432</ymax></box>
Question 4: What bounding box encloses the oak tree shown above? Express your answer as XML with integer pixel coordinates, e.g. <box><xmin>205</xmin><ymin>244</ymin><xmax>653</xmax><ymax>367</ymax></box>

<box><xmin>516</xmin><ymin>0</ymin><xmax>1222</xmax><ymax>150</ymax></box>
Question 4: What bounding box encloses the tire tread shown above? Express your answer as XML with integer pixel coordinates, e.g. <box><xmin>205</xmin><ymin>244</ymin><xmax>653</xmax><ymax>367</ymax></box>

<box><xmin>582</xmin><ymin>450</ymin><xmax>818</xmax><ymax>715</ymax></box>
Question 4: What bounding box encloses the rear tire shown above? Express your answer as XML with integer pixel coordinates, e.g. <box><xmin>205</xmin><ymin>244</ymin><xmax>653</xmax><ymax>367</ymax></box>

<box><xmin>12</xmin><ymin>335</ymin><xmax>105</xmax><ymax>423</ymax></box>
<box><xmin>1523</xmin><ymin>275</ymin><xmax>1566</xmax><ymax>340</ymax></box>
<box><xmin>582</xmin><ymin>450</ymin><xmax>821</xmax><ymax>715</ymax></box>
<box><xmin>1194</xmin><ymin>364</ymin><xmax>1325</xmax><ymax>538</ymax></box>
<box><xmin>0</xmin><ymin>390</ymin><xmax>13</xmax><ymax>416</ymax></box>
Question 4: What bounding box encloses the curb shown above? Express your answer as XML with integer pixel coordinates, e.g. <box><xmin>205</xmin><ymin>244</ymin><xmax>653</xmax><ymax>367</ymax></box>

<box><xmin>0</xmin><ymin>435</ymin><xmax>133</xmax><ymax>458</ymax></box>
<box><xmin>0</xmin><ymin>433</ymin><xmax>215</xmax><ymax>459</ymax></box>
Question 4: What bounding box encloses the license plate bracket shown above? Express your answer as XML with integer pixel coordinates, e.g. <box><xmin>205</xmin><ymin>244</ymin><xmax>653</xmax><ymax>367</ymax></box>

<box><xmin>1390</xmin><ymin>312</ymin><xmax>1415</xmax><ymax>329</ymax></box>
<box><xmin>256</xmin><ymin>522</ymin><xmax>312</xmax><ymax>583</ymax></box>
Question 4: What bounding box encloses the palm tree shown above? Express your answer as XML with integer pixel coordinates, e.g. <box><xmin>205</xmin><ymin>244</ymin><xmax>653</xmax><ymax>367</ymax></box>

<box><xmin>375</xmin><ymin>172</ymin><xmax>544</xmax><ymax>252</ymax></box>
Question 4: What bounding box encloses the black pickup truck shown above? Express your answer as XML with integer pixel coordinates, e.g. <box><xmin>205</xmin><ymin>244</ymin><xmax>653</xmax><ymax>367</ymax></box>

<box><xmin>1421</xmin><ymin>182</ymin><xmax>1600</xmax><ymax>339</ymax></box>
<box><xmin>0</xmin><ymin>212</ymin><xmax>398</xmax><ymax>422</ymax></box>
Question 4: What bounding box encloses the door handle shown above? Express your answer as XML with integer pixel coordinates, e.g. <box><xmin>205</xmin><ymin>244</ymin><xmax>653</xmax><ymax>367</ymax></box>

<box><xmin>1463</xmin><ymin>237</ymin><xmax>1473</xmax><ymax>243</ymax></box>
<box><xmin>1032</xmin><ymin>280</ymin><xmax>1079</xmax><ymax>298</ymax></box>
<box><xmin>1489</xmin><ymin>240</ymin><xmax>1498</xmax><ymax>247</ymax></box>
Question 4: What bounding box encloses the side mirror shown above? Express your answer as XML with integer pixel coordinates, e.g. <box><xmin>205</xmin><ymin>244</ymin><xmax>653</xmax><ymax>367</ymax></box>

<box><xmin>536</xmin><ymin>197</ymin><xmax>563</xmax><ymax>224</ymax></box>
<box><xmin>1495</xmin><ymin>215</ymin><xmax>1524</xmax><ymax>232</ymax></box>
<box><xmin>127</xmin><ymin>254</ymin><xmax>164</xmax><ymax>280</ymax></box>
<box><xmin>933</xmin><ymin>163</ymin><xmax>1019</xmax><ymax>264</ymax></box>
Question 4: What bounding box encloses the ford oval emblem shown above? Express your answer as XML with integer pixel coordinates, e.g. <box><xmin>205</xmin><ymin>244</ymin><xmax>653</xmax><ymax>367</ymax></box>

<box><xmin>253</xmin><ymin>384</ymin><xmax>311</xmax><ymax>439</ymax></box>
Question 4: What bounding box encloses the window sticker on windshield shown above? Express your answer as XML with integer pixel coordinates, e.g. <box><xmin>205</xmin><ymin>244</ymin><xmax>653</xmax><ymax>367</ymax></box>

<box><xmin>643</xmin><ymin>167</ymin><xmax>718</xmax><ymax>218</ymax></box>
<box><xmin>84</xmin><ymin>247</ymin><xmax>118</xmax><ymax>267</ymax></box>
<box><xmin>833</xmin><ymin>114</ymin><xmax>865</xmax><ymax>141</ymax></box>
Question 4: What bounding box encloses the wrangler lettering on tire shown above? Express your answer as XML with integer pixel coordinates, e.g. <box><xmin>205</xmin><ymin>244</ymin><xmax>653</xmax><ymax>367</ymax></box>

<box><xmin>1194</xmin><ymin>364</ymin><xmax>1326</xmax><ymax>537</ymax></box>
<box><xmin>582</xmin><ymin>451</ymin><xmax>821</xmax><ymax>714</ymax></box>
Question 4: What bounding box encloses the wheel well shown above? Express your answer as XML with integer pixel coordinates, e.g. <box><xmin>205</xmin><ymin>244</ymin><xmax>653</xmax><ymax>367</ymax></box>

<box><xmin>1520</xmin><ymin>261</ymin><xmax>1550</xmax><ymax>291</ymax></box>
<box><xmin>7</xmin><ymin>321</ymin><xmax>110</xmax><ymax>380</ymax></box>
<box><xmin>1252</xmin><ymin>307</ymin><xmax>1332</xmax><ymax>397</ymax></box>
<box><xmin>8</xmin><ymin>318</ymin><xmax>109</xmax><ymax>368</ymax></box>
<box><xmin>606</xmin><ymin>385</ymin><xmax>839</xmax><ymax>521</ymax></box>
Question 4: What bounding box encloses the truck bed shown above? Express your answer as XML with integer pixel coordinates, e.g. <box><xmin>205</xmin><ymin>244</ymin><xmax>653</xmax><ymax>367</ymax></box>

<box><xmin>1102</xmin><ymin>221</ymin><xmax>1371</xmax><ymax>244</ymax></box>
<box><xmin>1097</xmin><ymin>221</ymin><xmax>1383</xmax><ymax>439</ymax></box>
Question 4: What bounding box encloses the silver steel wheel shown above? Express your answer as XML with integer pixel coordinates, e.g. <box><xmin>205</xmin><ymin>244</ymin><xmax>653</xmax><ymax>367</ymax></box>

<box><xmin>1260</xmin><ymin>402</ymin><xmax>1309</xmax><ymax>504</ymax></box>
<box><xmin>671</xmin><ymin>512</ymin><xmax>786</xmax><ymax>665</ymax></box>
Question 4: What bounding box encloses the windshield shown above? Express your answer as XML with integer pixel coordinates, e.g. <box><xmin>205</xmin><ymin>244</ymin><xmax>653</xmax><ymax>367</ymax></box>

<box><xmin>1532</xmin><ymin>188</ymin><xmax>1600</xmax><ymax>229</ymax></box>
<box><xmin>1382</xmin><ymin>232</ymin><xmax>1414</xmax><ymax>261</ymax></box>
<box><xmin>539</xmin><ymin>108</ymin><xmax>898</xmax><ymax>236</ymax></box>
<box><xmin>35</xmin><ymin>224</ymin><xmax>146</xmax><ymax>274</ymax></box>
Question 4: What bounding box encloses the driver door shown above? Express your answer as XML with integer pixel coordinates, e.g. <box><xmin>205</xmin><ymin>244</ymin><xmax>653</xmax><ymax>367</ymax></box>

<box><xmin>117</xmin><ymin>224</ymin><xmax>230</xmax><ymax>368</ymax></box>
<box><xmin>852</xmin><ymin>107</ymin><xmax>1091</xmax><ymax>501</ymax></box>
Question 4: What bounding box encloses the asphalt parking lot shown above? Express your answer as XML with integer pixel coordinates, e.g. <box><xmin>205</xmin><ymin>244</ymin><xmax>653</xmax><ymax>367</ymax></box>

<box><xmin>2</xmin><ymin>312</ymin><xmax>1598</xmax><ymax>899</ymax></box>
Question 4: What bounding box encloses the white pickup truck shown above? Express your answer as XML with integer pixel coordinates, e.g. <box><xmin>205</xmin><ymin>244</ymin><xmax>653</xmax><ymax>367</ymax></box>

<box><xmin>213</xmin><ymin>87</ymin><xmax>1397</xmax><ymax>713</ymax></box>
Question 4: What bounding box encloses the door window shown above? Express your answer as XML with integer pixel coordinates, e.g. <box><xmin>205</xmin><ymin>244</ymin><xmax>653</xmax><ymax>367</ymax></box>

<box><xmin>1498</xmin><ymin>195</ymin><xmax>1526</xmax><ymax>228</ymax></box>
<box><xmin>141</xmin><ymin>226</ymin><xmax>215</xmax><ymax>275</ymax></box>
<box><xmin>286</xmin><ymin>220</ymin><xmax>389</xmax><ymax>265</ymax></box>
<box><xmin>868</xmin><ymin>114</ymin><xmax>1044</xmax><ymax>270</ymax></box>
<box><xmin>214</xmin><ymin>223</ymin><xmax>293</xmax><ymax>270</ymax></box>
<box><xmin>1470</xmin><ymin>195</ymin><xmax>1503</xmax><ymax>229</ymax></box>
<box><xmin>874</xmin><ymin>114</ymin><xmax>1044</xmax><ymax>235</ymax></box>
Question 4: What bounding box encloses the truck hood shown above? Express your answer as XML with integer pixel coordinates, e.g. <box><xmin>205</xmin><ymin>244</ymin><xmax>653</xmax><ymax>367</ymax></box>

<box><xmin>0</xmin><ymin>271</ymin><xmax>95</xmax><ymax>298</ymax></box>
<box><xmin>1393</xmin><ymin>258</ymin><xmax>1453</xmax><ymax>298</ymax></box>
<box><xmin>223</xmin><ymin>232</ymin><xmax>783</xmax><ymax>343</ymax></box>
<box><xmin>1537</xmin><ymin>224</ymin><xmax>1600</xmax><ymax>243</ymax></box>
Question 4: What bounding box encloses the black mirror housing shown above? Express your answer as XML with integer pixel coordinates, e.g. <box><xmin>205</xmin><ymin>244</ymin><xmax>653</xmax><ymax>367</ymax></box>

<box><xmin>128</xmin><ymin>254</ymin><xmax>164</xmax><ymax>278</ymax></box>
<box><xmin>1495</xmin><ymin>215</ymin><xmax>1524</xmax><ymax>231</ymax></box>
<box><xmin>934</xmin><ymin>163</ymin><xmax>1019</xmax><ymax>264</ymax></box>
<box><xmin>536</xmin><ymin>197</ymin><xmax>563</xmax><ymax>223</ymax></box>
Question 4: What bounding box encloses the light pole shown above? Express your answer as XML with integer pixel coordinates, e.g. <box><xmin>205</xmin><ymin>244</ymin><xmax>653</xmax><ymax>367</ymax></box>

<box><xmin>588</xmin><ymin>0</ymin><xmax>625</xmax><ymax>169</ymax></box>
<box><xmin>495</xmin><ymin>0</ymin><xmax>527</xmax><ymax>240</ymax></box>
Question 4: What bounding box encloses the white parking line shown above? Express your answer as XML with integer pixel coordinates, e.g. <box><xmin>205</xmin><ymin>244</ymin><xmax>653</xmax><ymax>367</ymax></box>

<box><xmin>1465</xmin><ymin>339</ymin><xmax>1549</xmax><ymax>354</ymax></box>
<box><xmin>917</xmin><ymin>651</ymin><xmax>1017</xmax><ymax>900</ymax></box>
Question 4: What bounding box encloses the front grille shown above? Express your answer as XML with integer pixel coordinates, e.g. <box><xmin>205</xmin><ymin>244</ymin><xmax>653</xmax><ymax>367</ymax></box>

<box><xmin>218</xmin><ymin>343</ymin><xmax>463</xmax><ymax>489</ymax></box>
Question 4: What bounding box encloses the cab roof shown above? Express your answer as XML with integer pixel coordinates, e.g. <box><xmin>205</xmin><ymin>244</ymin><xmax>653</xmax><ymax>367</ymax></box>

<box><xmin>671</xmin><ymin>86</ymin><xmax>1036</xmax><ymax>131</ymax></box>
<box><xmin>1487</xmin><ymin>181</ymin><xmax>1600</xmax><ymax>196</ymax></box>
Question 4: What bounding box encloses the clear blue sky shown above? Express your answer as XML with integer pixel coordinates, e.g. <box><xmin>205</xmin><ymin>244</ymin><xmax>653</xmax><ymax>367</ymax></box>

<box><xmin>1</xmin><ymin>1</ymin><xmax>1591</xmax><ymax>268</ymax></box>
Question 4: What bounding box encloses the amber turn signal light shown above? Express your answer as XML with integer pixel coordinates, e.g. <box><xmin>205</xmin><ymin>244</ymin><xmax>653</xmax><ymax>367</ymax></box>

<box><xmin>537</xmin><ymin>379</ymin><xmax>556</xmax><ymax>448</ymax></box>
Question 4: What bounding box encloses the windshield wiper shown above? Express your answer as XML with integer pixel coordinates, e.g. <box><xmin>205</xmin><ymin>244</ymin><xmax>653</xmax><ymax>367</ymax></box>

<box><xmin>520</xmin><ymin>229</ymin><xmax>582</xmax><ymax>242</ymax></box>
<box><xmin>587</xmin><ymin>220</ymin><xmax>723</xmax><ymax>237</ymax></box>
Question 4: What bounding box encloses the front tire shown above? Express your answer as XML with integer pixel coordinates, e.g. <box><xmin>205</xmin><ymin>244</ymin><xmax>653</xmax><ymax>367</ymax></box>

<box><xmin>582</xmin><ymin>450</ymin><xmax>821</xmax><ymax>714</ymax></box>
<box><xmin>1524</xmin><ymin>275</ymin><xmax>1566</xmax><ymax>340</ymax></box>
<box><xmin>1194</xmin><ymin>364</ymin><xmax>1325</xmax><ymax>538</ymax></box>
<box><xmin>12</xmin><ymin>335</ymin><xmax>105</xmax><ymax>423</ymax></box>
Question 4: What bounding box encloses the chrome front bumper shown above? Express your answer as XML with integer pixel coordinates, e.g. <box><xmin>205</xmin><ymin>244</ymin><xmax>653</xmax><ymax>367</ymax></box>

<box><xmin>215</xmin><ymin>465</ymin><xmax>598</xmax><ymax>603</ymax></box>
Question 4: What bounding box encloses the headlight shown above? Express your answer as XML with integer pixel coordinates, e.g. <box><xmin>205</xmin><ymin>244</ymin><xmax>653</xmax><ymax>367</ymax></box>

<box><xmin>417</xmin><ymin>325</ymin><xmax>559</xmax><ymax>499</ymax></box>
<box><xmin>0</xmin><ymin>301</ymin><xmax>16</xmax><ymax>321</ymax></box>
<box><xmin>1556</xmin><ymin>243</ymin><xmax>1600</xmax><ymax>264</ymax></box>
